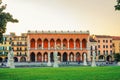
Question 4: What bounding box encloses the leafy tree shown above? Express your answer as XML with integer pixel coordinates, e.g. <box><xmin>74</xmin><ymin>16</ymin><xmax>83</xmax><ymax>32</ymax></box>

<box><xmin>115</xmin><ymin>0</ymin><xmax>120</xmax><ymax>10</ymax></box>
<box><xmin>0</xmin><ymin>0</ymin><xmax>18</xmax><ymax>43</ymax></box>
<box><xmin>114</xmin><ymin>53</ymin><xmax>120</xmax><ymax>62</ymax></box>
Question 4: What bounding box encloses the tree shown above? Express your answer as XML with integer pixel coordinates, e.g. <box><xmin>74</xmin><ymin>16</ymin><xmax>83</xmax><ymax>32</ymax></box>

<box><xmin>0</xmin><ymin>0</ymin><xmax>18</xmax><ymax>43</ymax></box>
<box><xmin>114</xmin><ymin>53</ymin><xmax>120</xmax><ymax>62</ymax></box>
<box><xmin>115</xmin><ymin>0</ymin><xmax>120</xmax><ymax>10</ymax></box>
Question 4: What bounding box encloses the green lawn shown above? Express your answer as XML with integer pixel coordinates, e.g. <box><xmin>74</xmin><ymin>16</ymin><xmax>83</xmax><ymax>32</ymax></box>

<box><xmin>0</xmin><ymin>66</ymin><xmax>120</xmax><ymax>80</ymax></box>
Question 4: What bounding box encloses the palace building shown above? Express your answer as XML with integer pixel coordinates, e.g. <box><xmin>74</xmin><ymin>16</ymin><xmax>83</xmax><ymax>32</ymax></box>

<box><xmin>27</xmin><ymin>30</ymin><xmax>90</xmax><ymax>62</ymax></box>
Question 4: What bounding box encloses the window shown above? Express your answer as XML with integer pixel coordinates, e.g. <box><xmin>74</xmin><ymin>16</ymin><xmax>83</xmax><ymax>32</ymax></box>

<box><xmin>103</xmin><ymin>40</ymin><xmax>105</xmax><ymax>43</ymax></box>
<box><xmin>103</xmin><ymin>45</ymin><xmax>105</xmax><ymax>48</ymax></box>
<box><xmin>106</xmin><ymin>45</ymin><xmax>108</xmax><ymax>48</ymax></box>
<box><xmin>106</xmin><ymin>40</ymin><xmax>108</xmax><ymax>43</ymax></box>
<box><xmin>110</xmin><ymin>40</ymin><xmax>112</xmax><ymax>43</ymax></box>
<box><xmin>90</xmin><ymin>46</ymin><xmax>92</xmax><ymax>50</ymax></box>
<box><xmin>98</xmin><ymin>50</ymin><xmax>100</xmax><ymax>55</ymax></box>
<box><xmin>91</xmin><ymin>51</ymin><xmax>92</xmax><ymax>56</ymax></box>
<box><xmin>103</xmin><ymin>50</ymin><xmax>105</xmax><ymax>55</ymax></box>
<box><xmin>20</xmin><ymin>52</ymin><xmax>22</xmax><ymax>56</ymax></box>
<box><xmin>98</xmin><ymin>40</ymin><xmax>100</xmax><ymax>43</ymax></box>
<box><xmin>106</xmin><ymin>50</ymin><xmax>108</xmax><ymax>55</ymax></box>
<box><xmin>110</xmin><ymin>45</ymin><xmax>112</xmax><ymax>48</ymax></box>
<box><xmin>17</xmin><ymin>52</ymin><xmax>19</xmax><ymax>56</ymax></box>
<box><xmin>110</xmin><ymin>50</ymin><xmax>112</xmax><ymax>55</ymax></box>
<box><xmin>98</xmin><ymin>45</ymin><xmax>100</xmax><ymax>48</ymax></box>
<box><xmin>95</xmin><ymin>46</ymin><xmax>97</xmax><ymax>50</ymax></box>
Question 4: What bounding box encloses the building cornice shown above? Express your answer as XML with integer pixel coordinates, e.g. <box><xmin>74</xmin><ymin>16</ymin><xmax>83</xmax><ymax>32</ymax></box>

<box><xmin>27</xmin><ymin>30</ymin><xmax>90</xmax><ymax>34</ymax></box>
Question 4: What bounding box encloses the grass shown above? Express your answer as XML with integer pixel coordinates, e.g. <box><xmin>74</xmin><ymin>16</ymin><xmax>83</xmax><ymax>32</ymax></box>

<box><xmin>0</xmin><ymin>66</ymin><xmax>120</xmax><ymax>80</ymax></box>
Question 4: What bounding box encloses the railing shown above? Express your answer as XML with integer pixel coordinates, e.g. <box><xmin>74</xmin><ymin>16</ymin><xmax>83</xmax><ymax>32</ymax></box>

<box><xmin>29</xmin><ymin>48</ymin><xmax>88</xmax><ymax>50</ymax></box>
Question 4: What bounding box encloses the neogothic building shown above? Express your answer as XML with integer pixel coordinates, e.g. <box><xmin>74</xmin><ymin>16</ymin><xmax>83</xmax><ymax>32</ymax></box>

<box><xmin>27</xmin><ymin>30</ymin><xmax>90</xmax><ymax>62</ymax></box>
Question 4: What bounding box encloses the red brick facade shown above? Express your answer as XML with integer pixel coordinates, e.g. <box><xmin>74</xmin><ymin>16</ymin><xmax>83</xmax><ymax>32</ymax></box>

<box><xmin>27</xmin><ymin>31</ymin><xmax>90</xmax><ymax>62</ymax></box>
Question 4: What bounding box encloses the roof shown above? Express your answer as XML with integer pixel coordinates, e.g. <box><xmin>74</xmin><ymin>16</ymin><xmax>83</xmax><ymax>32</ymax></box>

<box><xmin>95</xmin><ymin>35</ymin><xmax>112</xmax><ymax>38</ymax></box>
<box><xmin>112</xmin><ymin>36</ymin><xmax>120</xmax><ymax>40</ymax></box>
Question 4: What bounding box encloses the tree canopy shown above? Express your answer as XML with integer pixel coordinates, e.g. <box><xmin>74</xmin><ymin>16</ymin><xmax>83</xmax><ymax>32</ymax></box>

<box><xmin>0</xmin><ymin>1</ymin><xmax>18</xmax><ymax>43</ymax></box>
<box><xmin>115</xmin><ymin>0</ymin><xmax>120</xmax><ymax>10</ymax></box>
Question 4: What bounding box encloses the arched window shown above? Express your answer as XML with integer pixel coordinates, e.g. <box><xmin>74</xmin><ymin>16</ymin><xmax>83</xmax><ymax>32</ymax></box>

<box><xmin>30</xmin><ymin>39</ymin><xmax>35</xmax><ymax>48</ymax></box>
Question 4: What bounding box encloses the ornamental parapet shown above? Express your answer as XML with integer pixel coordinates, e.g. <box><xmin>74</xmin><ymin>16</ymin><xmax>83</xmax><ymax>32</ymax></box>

<box><xmin>27</xmin><ymin>30</ymin><xmax>89</xmax><ymax>34</ymax></box>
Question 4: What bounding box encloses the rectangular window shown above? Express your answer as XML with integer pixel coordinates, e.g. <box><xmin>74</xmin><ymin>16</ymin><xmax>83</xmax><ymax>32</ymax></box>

<box><xmin>98</xmin><ymin>45</ymin><xmax>100</xmax><ymax>48</ymax></box>
<box><xmin>106</xmin><ymin>40</ymin><xmax>108</xmax><ymax>43</ymax></box>
<box><xmin>98</xmin><ymin>40</ymin><xmax>100</xmax><ymax>43</ymax></box>
<box><xmin>106</xmin><ymin>45</ymin><xmax>108</xmax><ymax>48</ymax></box>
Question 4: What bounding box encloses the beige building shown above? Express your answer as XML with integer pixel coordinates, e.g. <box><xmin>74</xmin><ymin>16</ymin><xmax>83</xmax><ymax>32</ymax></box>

<box><xmin>0</xmin><ymin>34</ymin><xmax>12</xmax><ymax>62</ymax></box>
<box><xmin>112</xmin><ymin>36</ymin><xmax>120</xmax><ymax>54</ymax></box>
<box><xmin>93</xmin><ymin>35</ymin><xmax>113</xmax><ymax>62</ymax></box>
<box><xmin>11</xmin><ymin>33</ymin><xmax>27</xmax><ymax>62</ymax></box>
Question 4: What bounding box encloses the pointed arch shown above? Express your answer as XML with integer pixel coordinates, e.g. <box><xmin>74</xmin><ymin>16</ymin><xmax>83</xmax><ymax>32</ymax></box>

<box><xmin>44</xmin><ymin>39</ymin><xmax>48</xmax><ymax>48</ymax></box>
<box><xmin>76</xmin><ymin>52</ymin><xmax>80</xmax><ymax>62</ymax></box>
<box><xmin>20</xmin><ymin>57</ymin><xmax>26</xmax><ymax>62</ymax></box>
<box><xmin>30</xmin><ymin>38</ymin><xmax>35</xmax><ymax>48</ymax></box>
<box><xmin>14</xmin><ymin>57</ymin><xmax>18</xmax><ymax>62</ymax></box>
<box><xmin>63</xmin><ymin>39</ymin><xmax>67</xmax><ymax>49</ymax></box>
<box><xmin>37</xmin><ymin>52</ymin><xmax>42</xmax><ymax>62</ymax></box>
<box><xmin>69</xmin><ymin>39</ymin><xmax>74</xmax><ymax>49</ymax></box>
<box><xmin>50</xmin><ymin>39</ymin><xmax>55</xmax><ymax>48</ymax></box>
<box><xmin>63</xmin><ymin>52</ymin><xmax>67</xmax><ymax>62</ymax></box>
<box><xmin>30</xmin><ymin>52</ymin><xmax>35</xmax><ymax>62</ymax></box>
<box><xmin>43</xmin><ymin>52</ymin><xmax>48</xmax><ymax>62</ymax></box>
<box><xmin>69</xmin><ymin>52</ymin><xmax>74</xmax><ymax>62</ymax></box>
<box><xmin>37</xmin><ymin>38</ymin><xmax>42</xmax><ymax>48</ymax></box>
<box><xmin>82</xmin><ymin>39</ymin><xmax>87</xmax><ymax>48</ymax></box>
<box><xmin>76</xmin><ymin>39</ymin><xmax>80</xmax><ymax>48</ymax></box>
<box><xmin>56</xmin><ymin>39</ymin><xmax>61</xmax><ymax>49</ymax></box>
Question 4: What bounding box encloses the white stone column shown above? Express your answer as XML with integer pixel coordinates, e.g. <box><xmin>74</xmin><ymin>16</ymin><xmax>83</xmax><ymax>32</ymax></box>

<box><xmin>74</xmin><ymin>41</ymin><xmax>76</xmax><ymax>50</ymax></box>
<box><xmin>68</xmin><ymin>41</ymin><xmax>69</xmax><ymax>50</ymax></box>
<box><xmin>42</xmin><ymin>41</ymin><xmax>44</xmax><ymax>49</ymax></box>
<box><xmin>61</xmin><ymin>55</ymin><xmax>63</xmax><ymax>62</ymax></box>
<box><xmin>80</xmin><ymin>42</ymin><xmax>82</xmax><ymax>50</ymax></box>
<box><xmin>48</xmin><ymin>41</ymin><xmax>50</xmax><ymax>50</ymax></box>
<box><xmin>35</xmin><ymin>54</ymin><xmax>37</xmax><ymax>62</ymax></box>
<box><xmin>74</xmin><ymin>55</ymin><xmax>76</xmax><ymax>62</ymax></box>
<box><xmin>35</xmin><ymin>41</ymin><xmax>37</xmax><ymax>50</ymax></box>
<box><xmin>55</xmin><ymin>41</ymin><xmax>56</xmax><ymax>50</ymax></box>
<box><xmin>42</xmin><ymin>54</ymin><xmax>44</xmax><ymax>62</ymax></box>
<box><xmin>61</xmin><ymin>41</ymin><xmax>63</xmax><ymax>50</ymax></box>
<box><xmin>68</xmin><ymin>54</ymin><xmax>69</xmax><ymax>62</ymax></box>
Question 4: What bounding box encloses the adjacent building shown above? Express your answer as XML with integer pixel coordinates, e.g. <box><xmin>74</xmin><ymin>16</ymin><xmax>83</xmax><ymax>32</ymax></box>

<box><xmin>11</xmin><ymin>33</ymin><xmax>27</xmax><ymax>62</ymax></box>
<box><xmin>112</xmin><ymin>36</ymin><xmax>120</xmax><ymax>54</ymax></box>
<box><xmin>0</xmin><ymin>34</ymin><xmax>12</xmax><ymax>62</ymax></box>
<box><xmin>94</xmin><ymin>35</ymin><xmax>113</xmax><ymax>62</ymax></box>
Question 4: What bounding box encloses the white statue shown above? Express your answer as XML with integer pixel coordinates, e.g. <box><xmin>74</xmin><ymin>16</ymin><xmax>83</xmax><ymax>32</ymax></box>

<box><xmin>53</xmin><ymin>51</ymin><xmax>59</xmax><ymax>67</ymax></box>
<box><xmin>7</xmin><ymin>49</ymin><xmax>15</xmax><ymax>68</ymax></box>
<box><xmin>91</xmin><ymin>52</ymin><xmax>96</xmax><ymax>67</ymax></box>
<box><xmin>47</xmin><ymin>53</ymin><xmax>52</xmax><ymax>66</ymax></box>
<box><xmin>83</xmin><ymin>53</ymin><xmax>87</xmax><ymax>66</ymax></box>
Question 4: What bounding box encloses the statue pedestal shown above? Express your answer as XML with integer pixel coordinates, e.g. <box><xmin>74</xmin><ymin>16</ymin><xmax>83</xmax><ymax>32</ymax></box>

<box><xmin>118</xmin><ymin>62</ymin><xmax>120</xmax><ymax>66</ymax></box>
<box><xmin>53</xmin><ymin>62</ymin><xmax>59</xmax><ymax>67</ymax></box>
<box><xmin>53</xmin><ymin>51</ymin><xmax>59</xmax><ymax>68</ymax></box>
<box><xmin>83</xmin><ymin>61</ymin><xmax>87</xmax><ymax>66</ymax></box>
<box><xmin>91</xmin><ymin>61</ymin><xmax>96</xmax><ymax>67</ymax></box>
<box><xmin>47</xmin><ymin>62</ymin><xmax>52</xmax><ymax>66</ymax></box>
<box><xmin>7</xmin><ymin>59</ymin><xmax>15</xmax><ymax>68</ymax></box>
<box><xmin>7</xmin><ymin>49</ymin><xmax>15</xmax><ymax>68</ymax></box>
